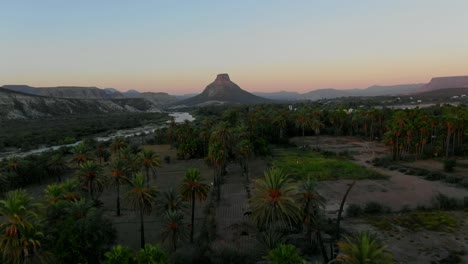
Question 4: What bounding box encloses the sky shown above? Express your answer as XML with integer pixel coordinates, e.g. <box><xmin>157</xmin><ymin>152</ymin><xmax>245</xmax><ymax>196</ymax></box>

<box><xmin>1</xmin><ymin>1</ymin><xmax>468</xmax><ymax>94</ymax></box>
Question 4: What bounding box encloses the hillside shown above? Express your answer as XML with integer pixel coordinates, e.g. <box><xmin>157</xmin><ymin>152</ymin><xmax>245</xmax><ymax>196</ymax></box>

<box><xmin>300</xmin><ymin>84</ymin><xmax>423</xmax><ymax>101</ymax></box>
<box><xmin>2</xmin><ymin>85</ymin><xmax>125</xmax><ymax>99</ymax></box>
<box><xmin>0</xmin><ymin>88</ymin><xmax>159</xmax><ymax>119</ymax></box>
<box><xmin>414</xmin><ymin>76</ymin><xmax>468</xmax><ymax>93</ymax></box>
<box><xmin>176</xmin><ymin>74</ymin><xmax>270</xmax><ymax>106</ymax></box>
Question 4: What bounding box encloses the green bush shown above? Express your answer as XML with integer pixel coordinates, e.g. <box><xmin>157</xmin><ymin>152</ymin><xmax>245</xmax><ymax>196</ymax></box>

<box><xmin>363</xmin><ymin>201</ymin><xmax>390</xmax><ymax>215</ymax></box>
<box><xmin>444</xmin><ymin>159</ymin><xmax>456</xmax><ymax>172</ymax></box>
<box><xmin>346</xmin><ymin>204</ymin><xmax>363</xmax><ymax>217</ymax></box>
<box><xmin>431</xmin><ymin>193</ymin><xmax>463</xmax><ymax>210</ymax></box>
<box><xmin>265</xmin><ymin>244</ymin><xmax>304</xmax><ymax>264</ymax></box>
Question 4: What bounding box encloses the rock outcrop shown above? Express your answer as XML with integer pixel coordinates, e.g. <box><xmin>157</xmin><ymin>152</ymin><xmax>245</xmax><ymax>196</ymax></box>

<box><xmin>176</xmin><ymin>74</ymin><xmax>270</xmax><ymax>106</ymax></box>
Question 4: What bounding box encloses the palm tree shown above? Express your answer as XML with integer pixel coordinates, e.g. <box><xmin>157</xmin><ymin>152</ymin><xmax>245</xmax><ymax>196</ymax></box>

<box><xmin>139</xmin><ymin>149</ymin><xmax>161</xmax><ymax>187</ymax></box>
<box><xmin>299</xmin><ymin>177</ymin><xmax>325</xmax><ymax>244</ymax></box>
<box><xmin>160</xmin><ymin>210</ymin><xmax>188</xmax><ymax>251</ymax></box>
<box><xmin>47</xmin><ymin>153</ymin><xmax>67</xmax><ymax>182</ymax></box>
<box><xmin>111</xmin><ymin>136</ymin><xmax>127</xmax><ymax>158</ymax></box>
<box><xmin>77</xmin><ymin>160</ymin><xmax>106</xmax><ymax>200</ymax></box>
<box><xmin>207</xmin><ymin>141</ymin><xmax>227</xmax><ymax>201</ymax></box>
<box><xmin>0</xmin><ymin>190</ymin><xmax>42</xmax><ymax>264</ymax></box>
<box><xmin>180</xmin><ymin>168</ymin><xmax>210</xmax><ymax>243</ymax></box>
<box><xmin>111</xmin><ymin>159</ymin><xmax>130</xmax><ymax>216</ymax></box>
<box><xmin>73</xmin><ymin>143</ymin><xmax>89</xmax><ymax>166</ymax></box>
<box><xmin>250</xmin><ymin>168</ymin><xmax>301</xmax><ymax>230</ymax></box>
<box><xmin>127</xmin><ymin>173</ymin><xmax>158</xmax><ymax>248</ymax></box>
<box><xmin>336</xmin><ymin>231</ymin><xmax>393</xmax><ymax>264</ymax></box>
<box><xmin>156</xmin><ymin>188</ymin><xmax>187</xmax><ymax>213</ymax></box>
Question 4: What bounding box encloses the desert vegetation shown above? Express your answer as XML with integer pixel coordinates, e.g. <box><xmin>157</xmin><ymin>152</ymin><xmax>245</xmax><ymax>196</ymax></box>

<box><xmin>0</xmin><ymin>102</ymin><xmax>467</xmax><ymax>263</ymax></box>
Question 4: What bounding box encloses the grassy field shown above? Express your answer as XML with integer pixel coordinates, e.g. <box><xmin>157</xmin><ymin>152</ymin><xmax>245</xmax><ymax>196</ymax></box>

<box><xmin>272</xmin><ymin>148</ymin><xmax>387</xmax><ymax>181</ymax></box>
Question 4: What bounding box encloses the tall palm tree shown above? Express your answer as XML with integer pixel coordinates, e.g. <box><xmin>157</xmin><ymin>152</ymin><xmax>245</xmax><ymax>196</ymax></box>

<box><xmin>0</xmin><ymin>190</ymin><xmax>43</xmax><ymax>264</ymax></box>
<box><xmin>156</xmin><ymin>188</ymin><xmax>187</xmax><ymax>214</ymax></box>
<box><xmin>336</xmin><ymin>231</ymin><xmax>393</xmax><ymax>264</ymax></box>
<box><xmin>160</xmin><ymin>210</ymin><xmax>188</xmax><ymax>251</ymax></box>
<box><xmin>179</xmin><ymin>168</ymin><xmax>210</xmax><ymax>243</ymax></box>
<box><xmin>77</xmin><ymin>160</ymin><xmax>106</xmax><ymax>200</ymax></box>
<box><xmin>250</xmin><ymin>168</ymin><xmax>301</xmax><ymax>230</ymax></box>
<box><xmin>111</xmin><ymin>159</ymin><xmax>130</xmax><ymax>216</ymax></box>
<box><xmin>127</xmin><ymin>173</ymin><xmax>158</xmax><ymax>248</ymax></box>
<box><xmin>139</xmin><ymin>149</ymin><xmax>161</xmax><ymax>187</ymax></box>
<box><xmin>299</xmin><ymin>177</ymin><xmax>325</xmax><ymax>244</ymax></box>
<box><xmin>47</xmin><ymin>153</ymin><xmax>67</xmax><ymax>182</ymax></box>
<box><xmin>111</xmin><ymin>136</ymin><xmax>127</xmax><ymax>158</ymax></box>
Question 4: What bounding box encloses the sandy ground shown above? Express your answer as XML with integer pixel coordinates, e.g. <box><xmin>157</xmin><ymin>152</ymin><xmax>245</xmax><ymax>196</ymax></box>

<box><xmin>291</xmin><ymin>136</ymin><xmax>468</xmax><ymax>263</ymax></box>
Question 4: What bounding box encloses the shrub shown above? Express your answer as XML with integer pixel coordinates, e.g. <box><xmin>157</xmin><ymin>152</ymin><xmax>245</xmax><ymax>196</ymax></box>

<box><xmin>444</xmin><ymin>159</ymin><xmax>456</xmax><ymax>172</ymax></box>
<box><xmin>346</xmin><ymin>204</ymin><xmax>363</xmax><ymax>217</ymax></box>
<box><xmin>425</xmin><ymin>172</ymin><xmax>446</xmax><ymax>181</ymax></box>
<box><xmin>431</xmin><ymin>193</ymin><xmax>463</xmax><ymax>210</ymax></box>
<box><xmin>164</xmin><ymin>155</ymin><xmax>171</xmax><ymax>164</ymax></box>
<box><xmin>265</xmin><ymin>244</ymin><xmax>304</xmax><ymax>264</ymax></box>
<box><xmin>137</xmin><ymin>244</ymin><xmax>169</xmax><ymax>264</ymax></box>
<box><xmin>363</xmin><ymin>201</ymin><xmax>390</xmax><ymax>215</ymax></box>
<box><xmin>445</xmin><ymin>175</ymin><xmax>462</xmax><ymax>184</ymax></box>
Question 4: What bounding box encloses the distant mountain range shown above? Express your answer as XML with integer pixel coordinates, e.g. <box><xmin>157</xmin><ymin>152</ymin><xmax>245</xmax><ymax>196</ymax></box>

<box><xmin>1</xmin><ymin>75</ymin><xmax>467</xmax><ymax>118</ymax></box>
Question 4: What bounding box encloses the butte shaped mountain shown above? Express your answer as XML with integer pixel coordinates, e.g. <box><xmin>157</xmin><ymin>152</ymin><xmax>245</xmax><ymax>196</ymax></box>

<box><xmin>176</xmin><ymin>74</ymin><xmax>270</xmax><ymax>106</ymax></box>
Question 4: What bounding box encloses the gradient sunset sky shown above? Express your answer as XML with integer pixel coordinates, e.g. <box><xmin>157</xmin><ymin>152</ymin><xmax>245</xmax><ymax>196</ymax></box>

<box><xmin>1</xmin><ymin>1</ymin><xmax>468</xmax><ymax>94</ymax></box>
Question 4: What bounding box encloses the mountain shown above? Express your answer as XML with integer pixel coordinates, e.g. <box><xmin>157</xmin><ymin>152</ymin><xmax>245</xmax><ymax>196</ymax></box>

<box><xmin>253</xmin><ymin>91</ymin><xmax>301</xmax><ymax>101</ymax></box>
<box><xmin>414</xmin><ymin>76</ymin><xmax>468</xmax><ymax>93</ymax></box>
<box><xmin>2</xmin><ymin>85</ymin><xmax>125</xmax><ymax>99</ymax></box>
<box><xmin>300</xmin><ymin>83</ymin><xmax>424</xmax><ymax>101</ymax></box>
<box><xmin>137</xmin><ymin>92</ymin><xmax>178</xmax><ymax>106</ymax></box>
<box><xmin>123</xmin><ymin>89</ymin><xmax>141</xmax><ymax>97</ymax></box>
<box><xmin>176</xmin><ymin>74</ymin><xmax>270</xmax><ymax>106</ymax></box>
<box><xmin>0</xmin><ymin>88</ymin><xmax>160</xmax><ymax>119</ymax></box>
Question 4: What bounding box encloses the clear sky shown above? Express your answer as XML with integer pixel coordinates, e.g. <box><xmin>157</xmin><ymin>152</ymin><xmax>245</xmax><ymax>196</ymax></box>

<box><xmin>1</xmin><ymin>0</ymin><xmax>468</xmax><ymax>94</ymax></box>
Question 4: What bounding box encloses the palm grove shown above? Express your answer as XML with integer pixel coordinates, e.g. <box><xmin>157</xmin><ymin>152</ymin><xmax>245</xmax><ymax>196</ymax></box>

<box><xmin>0</xmin><ymin>102</ymin><xmax>466</xmax><ymax>263</ymax></box>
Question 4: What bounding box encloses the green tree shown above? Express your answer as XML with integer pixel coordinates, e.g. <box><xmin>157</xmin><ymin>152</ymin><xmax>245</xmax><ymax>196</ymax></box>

<box><xmin>180</xmin><ymin>168</ymin><xmax>210</xmax><ymax>243</ymax></box>
<box><xmin>45</xmin><ymin>199</ymin><xmax>116</xmax><ymax>263</ymax></box>
<box><xmin>137</xmin><ymin>244</ymin><xmax>169</xmax><ymax>264</ymax></box>
<box><xmin>250</xmin><ymin>168</ymin><xmax>301</xmax><ymax>230</ymax></box>
<box><xmin>104</xmin><ymin>245</ymin><xmax>135</xmax><ymax>264</ymax></box>
<box><xmin>127</xmin><ymin>173</ymin><xmax>158</xmax><ymax>248</ymax></box>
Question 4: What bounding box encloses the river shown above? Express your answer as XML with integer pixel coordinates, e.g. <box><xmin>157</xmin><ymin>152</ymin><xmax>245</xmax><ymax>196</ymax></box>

<box><xmin>0</xmin><ymin>112</ymin><xmax>194</xmax><ymax>160</ymax></box>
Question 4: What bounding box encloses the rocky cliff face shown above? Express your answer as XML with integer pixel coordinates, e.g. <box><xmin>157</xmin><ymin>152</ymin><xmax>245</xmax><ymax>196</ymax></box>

<box><xmin>176</xmin><ymin>74</ymin><xmax>269</xmax><ymax>106</ymax></box>
<box><xmin>415</xmin><ymin>76</ymin><xmax>468</xmax><ymax>93</ymax></box>
<box><xmin>2</xmin><ymin>85</ymin><xmax>125</xmax><ymax>99</ymax></box>
<box><xmin>0</xmin><ymin>88</ymin><xmax>160</xmax><ymax>119</ymax></box>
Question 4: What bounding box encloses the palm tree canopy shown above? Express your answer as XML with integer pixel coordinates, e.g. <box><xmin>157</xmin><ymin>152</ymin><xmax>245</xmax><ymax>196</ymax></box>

<box><xmin>250</xmin><ymin>168</ymin><xmax>301</xmax><ymax>229</ymax></box>
<box><xmin>179</xmin><ymin>168</ymin><xmax>210</xmax><ymax>202</ymax></box>
<box><xmin>127</xmin><ymin>173</ymin><xmax>158</xmax><ymax>215</ymax></box>
<box><xmin>156</xmin><ymin>188</ymin><xmax>187</xmax><ymax>213</ymax></box>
